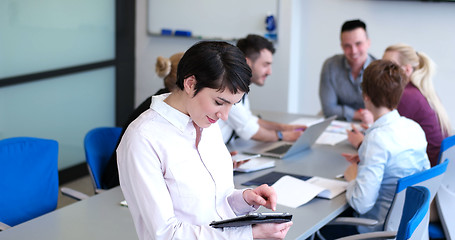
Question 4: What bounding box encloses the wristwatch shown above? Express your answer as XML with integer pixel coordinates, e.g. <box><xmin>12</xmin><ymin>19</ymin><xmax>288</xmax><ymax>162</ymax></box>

<box><xmin>276</xmin><ymin>131</ymin><xmax>283</xmax><ymax>141</ymax></box>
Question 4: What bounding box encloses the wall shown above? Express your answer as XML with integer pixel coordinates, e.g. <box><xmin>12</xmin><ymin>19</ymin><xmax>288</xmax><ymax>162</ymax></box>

<box><xmin>136</xmin><ymin>0</ymin><xmax>197</xmax><ymax>104</ymax></box>
<box><xmin>147</xmin><ymin>0</ymin><xmax>277</xmax><ymax>40</ymax></box>
<box><xmin>297</xmin><ymin>0</ymin><xmax>455</xmax><ymax>125</ymax></box>
<box><xmin>136</xmin><ymin>0</ymin><xmax>455</xmax><ymax>126</ymax></box>
<box><xmin>135</xmin><ymin>0</ymin><xmax>294</xmax><ymax>111</ymax></box>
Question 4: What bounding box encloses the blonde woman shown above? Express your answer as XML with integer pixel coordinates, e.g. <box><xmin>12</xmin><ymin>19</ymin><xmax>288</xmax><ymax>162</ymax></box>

<box><xmin>348</xmin><ymin>44</ymin><xmax>451</xmax><ymax>166</ymax></box>
<box><xmin>383</xmin><ymin>44</ymin><xmax>451</xmax><ymax>166</ymax></box>
<box><xmin>155</xmin><ymin>52</ymin><xmax>184</xmax><ymax>94</ymax></box>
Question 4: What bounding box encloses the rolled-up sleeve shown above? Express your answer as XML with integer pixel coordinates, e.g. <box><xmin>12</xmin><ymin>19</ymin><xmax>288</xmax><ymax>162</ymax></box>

<box><xmin>225</xmin><ymin>103</ymin><xmax>259</xmax><ymax>140</ymax></box>
<box><xmin>228</xmin><ymin>189</ymin><xmax>258</xmax><ymax>215</ymax></box>
<box><xmin>346</xmin><ymin>133</ymin><xmax>386</xmax><ymax>214</ymax></box>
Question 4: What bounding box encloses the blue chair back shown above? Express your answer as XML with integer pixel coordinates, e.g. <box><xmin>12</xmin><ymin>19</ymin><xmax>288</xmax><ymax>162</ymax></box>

<box><xmin>0</xmin><ymin>137</ymin><xmax>59</xmax><ymax>227</ymax></box>
<box><xmin>396</xmin><ymin>186</ymin><xmax>431</xmax><ymax>240</ymax></box>
<box><xmin>84</xmin><ymin>127</ymin><xmax>122</xmax><ymax>191</ymax></box>
<box><xmin>385</xmin><ymin>160</ymin><xmax>448</xmax><ymax>232</ymax></box>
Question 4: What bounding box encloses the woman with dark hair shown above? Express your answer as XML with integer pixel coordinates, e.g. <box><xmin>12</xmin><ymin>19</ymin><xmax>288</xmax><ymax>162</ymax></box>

<box><xmin>117</xmin><ymin>41</ymin><xmax>292</xmax><ymax>240</ymax></box>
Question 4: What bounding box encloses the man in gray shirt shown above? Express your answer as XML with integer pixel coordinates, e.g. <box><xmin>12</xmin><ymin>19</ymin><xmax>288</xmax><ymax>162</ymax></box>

<box><xmin>319</xmin><ymin>19</ymin><xmax>375</xmax><ymax>122</ymax></box>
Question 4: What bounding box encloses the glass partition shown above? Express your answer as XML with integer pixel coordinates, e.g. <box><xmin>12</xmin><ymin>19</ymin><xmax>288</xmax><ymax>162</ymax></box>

<box><xmin>0</xmin><ymin>67</ymin><xmax>115</xmax><ymax>169</ymax></box>
<box><xmin>0</xmin><ymin>0</ymin><xmax>115</xmax><ymax>79</ymax></box>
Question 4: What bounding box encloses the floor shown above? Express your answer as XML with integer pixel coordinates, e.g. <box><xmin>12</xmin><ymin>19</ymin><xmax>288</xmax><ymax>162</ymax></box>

<box><xmin>57</xmin><ymin>175</ymin><xmax>95</xmax><ymax>209</ymax></box>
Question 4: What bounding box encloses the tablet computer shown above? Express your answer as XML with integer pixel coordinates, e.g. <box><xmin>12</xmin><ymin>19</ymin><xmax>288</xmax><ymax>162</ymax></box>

<box><xmin>209</xmin><ymin>212</ymin><xmax>292</xmax><ymax>228</ymax></box>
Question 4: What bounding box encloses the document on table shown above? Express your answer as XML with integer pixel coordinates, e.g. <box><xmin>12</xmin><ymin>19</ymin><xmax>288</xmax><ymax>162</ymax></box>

<box><xmin>234</xmin><ymin>157</ymin><xmax>275</xmax><ymax>173</ymax></box>
<box><xmin>290</xmin><ymin>118</ymin><xmax>362</xmax><ymax>146</ymax></box>
<box><xmin>272</xmin><ymin>175</ymin><xmax>348</xmax><ymax>208</ymax></box>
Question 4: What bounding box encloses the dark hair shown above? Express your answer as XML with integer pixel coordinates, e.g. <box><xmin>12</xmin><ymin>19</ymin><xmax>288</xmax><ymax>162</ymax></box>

<box><xmin>362</xmin><ymin>60</ymin><xmax>407</xmax><ymax>110</ymax></box>
<box><xmin>341</xmin><ymin>19</ymin><xmax>367</xmax><ymax>33</ymax></box>
<box><xmin>236</xmin><ymin>34</ymin><xmax>275</xmax><ymax>62</ymax></box>
<box><xmin>176</xmin><ymin>41</ymin><xmax>251</xmax><ymax>96</ymax></box>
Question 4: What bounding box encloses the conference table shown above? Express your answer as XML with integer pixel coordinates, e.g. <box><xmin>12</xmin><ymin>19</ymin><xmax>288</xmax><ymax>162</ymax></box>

<box><xmin>0</xmin><ymin>111</ymin><xmax>356</xmax><ymax>240</ymax></box>
<box><xmin>231</xmin><ymin>110</ymin><xmax>355</xmax><ymax>239</ymax></box>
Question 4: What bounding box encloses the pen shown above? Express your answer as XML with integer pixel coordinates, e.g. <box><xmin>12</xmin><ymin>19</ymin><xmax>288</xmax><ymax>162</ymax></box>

<box><xmin>294</xmin><ymin>127</ymin><xmax>306</xmax><ymax>131</ymax></box>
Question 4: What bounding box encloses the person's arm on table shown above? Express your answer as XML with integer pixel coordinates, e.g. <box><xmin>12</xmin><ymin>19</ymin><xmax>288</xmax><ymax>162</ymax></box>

<box><xmin>251</xmin><ymin>118</ymin><xmax>306</xmax><ymax>142</ymax></box>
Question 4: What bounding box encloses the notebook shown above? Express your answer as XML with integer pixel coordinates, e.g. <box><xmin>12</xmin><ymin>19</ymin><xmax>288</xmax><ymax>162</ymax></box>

<box><xmin>242</xmin><ymin>171</ymin><xmax>348</xmax><ymax>208</ymax></box>
<box><xmin>243</xmin><ymin>115</ymin><xmax>336</xmax><ymax>158</ymax></box>
<box><xmin>234</xmin><ymin>157</ymin><xmax>275</xmax><ymax>173</ymax></box>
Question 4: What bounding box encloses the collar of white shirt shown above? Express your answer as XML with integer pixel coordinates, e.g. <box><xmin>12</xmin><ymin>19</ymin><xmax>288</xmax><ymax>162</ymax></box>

<box><xmin>151</xmin><ymin>93</ymin><xmax>192</xmax><ymax>133</ymax></box>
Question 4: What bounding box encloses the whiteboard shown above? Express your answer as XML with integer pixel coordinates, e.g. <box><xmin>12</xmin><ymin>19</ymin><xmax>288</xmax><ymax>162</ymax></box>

<box><xmin>147</xmin><ymin>0</ymin><xmax>279</xmax><ymax>40</ymax></box>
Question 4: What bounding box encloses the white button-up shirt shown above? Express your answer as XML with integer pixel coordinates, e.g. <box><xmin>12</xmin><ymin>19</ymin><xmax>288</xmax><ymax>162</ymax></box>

<box><xmin>346</xmin><ymin>110</ymin><xmax>430</xmax><ymax>233</ymax></box>
<box><xmin>118</xmin><ymin>94</ymin><xmax>255</xmax><ymax>240</ymax></box>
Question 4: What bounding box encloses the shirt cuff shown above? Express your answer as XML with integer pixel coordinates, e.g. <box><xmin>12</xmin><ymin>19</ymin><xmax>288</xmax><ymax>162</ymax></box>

<box><xmin>343</xmin><ymin>106</ymin><xmax>355</xmax><ymax>122</ymax></box>
<box><xmin>228</xmin><ymin>189</ymin><xmax>258</xmax><ymax>215</ymax></box>
<box><xmin>236</xmin><ymin>116</ymin><xmax>260</xmax><ymax>140</ymax></box>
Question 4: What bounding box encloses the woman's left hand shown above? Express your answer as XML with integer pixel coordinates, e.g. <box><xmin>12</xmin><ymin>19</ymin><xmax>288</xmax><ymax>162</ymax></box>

<box><xmin>243</xmin><ymin>184</ymin><xmax>277</xmax><ymax>211</ymax></box>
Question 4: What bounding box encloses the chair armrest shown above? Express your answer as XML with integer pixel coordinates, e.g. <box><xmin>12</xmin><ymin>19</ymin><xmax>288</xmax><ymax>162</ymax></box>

<box><xmin>337</xmin><ymin>230</ymin><xmax>397</xmax><ymax>240</ymax></box>
<box><xmin>329</xmin><ymin>217</ymin><xmax>379</xmax><ymax>227</ymax></box>
<box><xmin>60</xmin><ymin>187</ymin><xmax>90</xmax><ymax>201</ymax></box>
<box><xmin>0</xmin><ymin>221</ymin><xmax>11</xmax><ymax>231</ymax></box>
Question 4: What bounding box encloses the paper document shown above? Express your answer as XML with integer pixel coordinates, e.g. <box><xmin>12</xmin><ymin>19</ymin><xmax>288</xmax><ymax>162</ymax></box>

<box><xmin>290</xmin><ymin>118</ymin><xmax>363</xmax><ymax>146</ymax></box>
<box><xmin>232</xmin><ymin>153</ymin><xmax>260</xmax><ymax>162</ymax></box>
<box><xmin>272</xmin><ymin>175</ymin><xmax>348</xmax><ymax>208</ymax></box>
<box><xmin>306</xmin><ymin>176</ymin><xmax>349</xmax><ymax>199</ymax></box>
<box><xmin>316</xmin><ymin>132</ymin><xmax>348</xmax><ymax>146</ymax></box>
<box><xmin>290</xmin><ymin>117</ymin><xmax>324</xmax><ymax>126</ymax></box>
<box><xmin>234</xmin><ymin>157</ymin><xmax>275</xmax><ymax>173</ymax></box>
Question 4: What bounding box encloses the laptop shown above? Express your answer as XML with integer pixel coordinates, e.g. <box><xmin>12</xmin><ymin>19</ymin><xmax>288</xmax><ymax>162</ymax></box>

<box><xmin>244</xmin><ymin>115</ymin><xmax>336</xmax><ymax>159</ymax></box>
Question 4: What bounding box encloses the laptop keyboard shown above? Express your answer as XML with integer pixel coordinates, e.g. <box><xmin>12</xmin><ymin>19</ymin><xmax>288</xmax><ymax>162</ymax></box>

<box><xmin>265</xmin><ymin>144</ymin><xmax>293</xmax><ymax>155</ymax></box>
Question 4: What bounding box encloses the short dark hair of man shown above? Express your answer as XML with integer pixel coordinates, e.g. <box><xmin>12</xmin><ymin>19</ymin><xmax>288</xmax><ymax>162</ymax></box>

<box><xmin>341</xmin><ymin>19</ymin><xmax>367</xmax><ymax>33</ymax></box>
<box><xmin>236</xmin><ymin>34</ymin><xmax>275</xmax><ymax>62</ymax></box>
<box><xmin>176</xmin><ymin>41</ymin><xmax>252</xmax><ymax>96</ymax></box>
<box><xmin>361</xmin><ymin>60</ymin><xmax>407</xmax><ymax>110</ymax></box>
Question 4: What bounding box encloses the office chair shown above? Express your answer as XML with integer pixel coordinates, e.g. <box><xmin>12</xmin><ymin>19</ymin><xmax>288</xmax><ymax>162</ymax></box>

<box><xmin>61</xmin><ymin>127</ymin><xmax>122</xmax><ymax>200</ymax></box>
<box><xmin>432</xmin><ymin>135</ymin><xmax>455</xmax><ymax>240</ymax></box>
<box><xmin>317</xmin><ymin>160</ymin><xmax>448</xmax><ymax>240</ymax></box>
<box><xmin>0</xmin><ymin>137</ymin><xmax>59</xmax><ymax>230</ymax></box>
<box><xmin>83</xmin><ymin>127</ymin><xmax>122</xmax><ymax>193</ymax></box>
<box><xmin>337</xmin><ymin>186</ymin><xmax>431</xmax><ymax>240</ymax></box>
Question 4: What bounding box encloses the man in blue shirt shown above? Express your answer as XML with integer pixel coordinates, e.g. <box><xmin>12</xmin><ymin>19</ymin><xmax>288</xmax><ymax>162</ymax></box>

<box><xmin>342</xmin><ymin>60</ymin><xmax>430</xmax><ymax>234</ymax></box>
<box><xmin>319</xmin><ymin>19</ymin><xmax>375</xmax><ymax>122</ymax></box>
